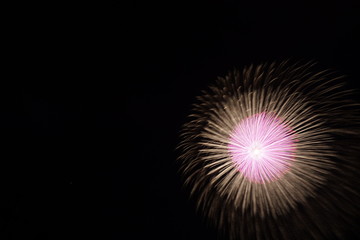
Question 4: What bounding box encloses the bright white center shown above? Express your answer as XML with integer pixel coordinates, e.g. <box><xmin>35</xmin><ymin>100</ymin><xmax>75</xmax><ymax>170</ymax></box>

<box><xmin>248</xmin><ymin>143</ymin><xmax>265</xmax><ymax>159</ymax></box>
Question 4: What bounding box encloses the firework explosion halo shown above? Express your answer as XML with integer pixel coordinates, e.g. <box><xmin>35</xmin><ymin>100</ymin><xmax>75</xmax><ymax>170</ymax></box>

<box><xmin>177</xmin><ymin>60</ymin><xmax>360</xmax><ymax>240</ymax></box>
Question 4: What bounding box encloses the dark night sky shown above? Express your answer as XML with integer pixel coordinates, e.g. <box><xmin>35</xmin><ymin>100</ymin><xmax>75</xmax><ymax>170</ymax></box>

<box><xmin>1</xmin><ymin>0</ymin><xmax>360</xmax><ymax>239</ymax></box>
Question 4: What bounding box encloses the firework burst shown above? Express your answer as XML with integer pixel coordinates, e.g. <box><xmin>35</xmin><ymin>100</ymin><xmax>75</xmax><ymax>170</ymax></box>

<box><xmin>178</xmin><ymin>61</ymin><xmax>360</xmax><ymax>240</ymax></box>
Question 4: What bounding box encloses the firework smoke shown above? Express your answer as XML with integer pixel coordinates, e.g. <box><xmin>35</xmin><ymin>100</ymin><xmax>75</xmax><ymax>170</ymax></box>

<box><xmin>178</xmin><ymin>61</ymin><xmax>360</xmax><ymax>240</ymax></box>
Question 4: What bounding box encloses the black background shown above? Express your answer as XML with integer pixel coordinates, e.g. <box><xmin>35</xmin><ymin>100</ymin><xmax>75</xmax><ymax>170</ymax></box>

<box><xmin>1</xmin><ymin>0</ymin><xmax>360</xmax><ymax>239</ymax></box>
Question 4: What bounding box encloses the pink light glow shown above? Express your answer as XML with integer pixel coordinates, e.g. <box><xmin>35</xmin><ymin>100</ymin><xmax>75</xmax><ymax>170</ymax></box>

<box><xmin>228</xmin><ymin>112</ymin><xmax>296</xmax><ymax>183</ymax></box>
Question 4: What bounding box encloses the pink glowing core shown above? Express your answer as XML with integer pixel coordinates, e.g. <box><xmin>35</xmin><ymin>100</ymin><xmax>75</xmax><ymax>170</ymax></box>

<box><xmin>228</xmin><ymin>112</ymin><xmax>296</xmax><ymax>183</ymax></box>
